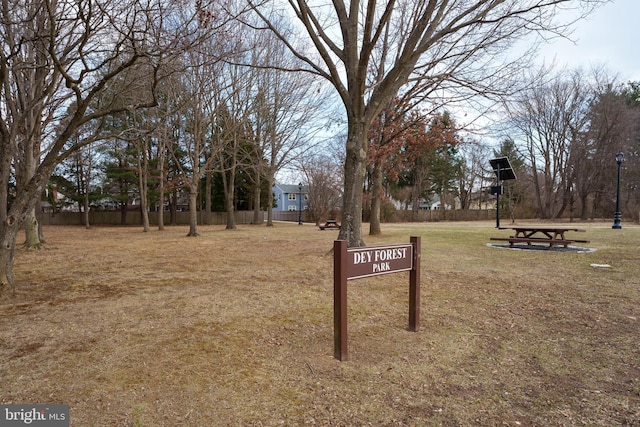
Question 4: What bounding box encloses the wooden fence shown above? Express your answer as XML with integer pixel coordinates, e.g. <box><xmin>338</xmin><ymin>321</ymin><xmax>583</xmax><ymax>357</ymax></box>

<box><xmin>391</xmin><ymin>209</ymin><xmax>497</xmax><ymax>222</ymax></box>
<box><xmin>39</xmin><ymin>208</ymin><xmax>505</xmax><ymax>226</ymax></box>
<box><xmin>39</xmin><ymin>210</ymin><xmax>258</xmax><ymax>226</ymax></box>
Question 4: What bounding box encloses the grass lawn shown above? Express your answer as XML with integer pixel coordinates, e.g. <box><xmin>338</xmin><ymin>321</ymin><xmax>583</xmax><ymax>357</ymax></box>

<box><xmin>1</xmin><ymin>221</ymin><xmax>639</xmax><ymax>426</ymax></box>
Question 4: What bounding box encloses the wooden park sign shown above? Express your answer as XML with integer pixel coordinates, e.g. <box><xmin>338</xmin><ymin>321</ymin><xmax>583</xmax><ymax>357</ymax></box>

<box><xmin>333</xmin><ymin>236</ymin><xmax>421</xmax><ymax>361</ymax></box>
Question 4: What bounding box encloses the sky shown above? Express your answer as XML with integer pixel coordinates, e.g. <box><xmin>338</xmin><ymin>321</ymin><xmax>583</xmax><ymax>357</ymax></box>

<box><xmin>536</xmin><ymin>0</ymin><xmax>640</xmax><ymax>82</ymax></box>
<box><xmin>279</xmin><ymin>0</ymin><xmax>639</xmax><ymax>182</ymax></box>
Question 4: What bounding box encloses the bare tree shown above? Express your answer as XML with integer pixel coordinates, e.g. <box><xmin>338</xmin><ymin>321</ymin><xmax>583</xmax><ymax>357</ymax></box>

<box><xmin>0</xmin><ymin>0</ymin><xmax>202</xmax><ymax>288</ymax></box>
<box><xmin>457</xmin><ymin>140</ymin><xmax>490</xmax><ymax>210</ymax></box>
<box><xmin>3</xmin><ymin>0</ymin><xmax>70</xmax><ymax>248</ymax></box>
<box><xmin>249</xmin><ymin>0</ymin><xmax>603</xmax><ymax>246</ymax></box>
<box><xmin>505</xmin><ymin>69</ymin><xmax>590</xmax><ymax>219</ymax></box>
<box><xmin>162</xmin><ymin>5</ymin><xmax>240</xmax><ymax>236</ymax></box>
<box><xmin>177</xmin><ymin>62</ymin><xmax>219</xmax><ymax>236</ymax></box>
<box><xmin>214</xmin><ymin>58</ymin><xmax>256</xmax><ymax>231</ymax></box>
<box><xmin>301</xmin><ymin>154</ymin><xmax>343</xmax><ymax>226</ymax></box>
<box><xmin>135</xmin><ymin>130</ymin><xmax>152</xmax><ymax>232</ymax></box>
<box><xmin>72</xmin><ymin>144</ymin><xmax>97</xmax><ymax>229</ymax></box>
<box><xmin>574</xmin><ymin>75</ymin><xmax>639</xmax><ymax>219</ymax></box>
<box><xmin>231</xmin><ymin>22</ymin><xmax>328</xmax><ymax>227</ymax></box>
<box><xmin>152</xmin><ymin>62</ymin><xmax>187</xmax><ymax>231</ymax></box>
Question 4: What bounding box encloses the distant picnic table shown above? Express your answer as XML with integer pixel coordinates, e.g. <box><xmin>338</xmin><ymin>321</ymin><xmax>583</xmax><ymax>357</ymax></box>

<box><xmin>490</xmin><ymin>226</ymin><xmax>589</xmax><ymax>250</ymax></box>
<box><xmin>319</xmin><ymin>220</ymin><xmax>340</xmax><ymax>231</ymax></box>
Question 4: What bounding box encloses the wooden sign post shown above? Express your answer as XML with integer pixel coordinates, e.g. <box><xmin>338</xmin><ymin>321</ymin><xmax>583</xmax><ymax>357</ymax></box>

<box><xmin>333</xmin><ymin>236</ymin><xmax>421</xmax><ymax>361</ymax></box>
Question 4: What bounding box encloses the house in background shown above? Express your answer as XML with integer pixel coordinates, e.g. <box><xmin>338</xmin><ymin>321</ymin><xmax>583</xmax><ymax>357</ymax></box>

<box><xmin>272</xmin><ymin>183</ymin><xmax>308</xmax><ymax>212</ymax></box>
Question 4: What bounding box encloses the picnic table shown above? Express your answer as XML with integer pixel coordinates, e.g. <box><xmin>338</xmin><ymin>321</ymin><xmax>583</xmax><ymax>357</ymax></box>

<box><xmin>490</xmin><ymin>226</ymin><xmax>589</xmax><ymax>250</ymax></box>
<box><xmin>319</xmin><ymin>220</ymin><xmax>340</xmax><ymax>231</ymax></box>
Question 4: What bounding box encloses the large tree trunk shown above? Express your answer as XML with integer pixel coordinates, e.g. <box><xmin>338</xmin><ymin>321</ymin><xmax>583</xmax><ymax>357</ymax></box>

<box><xmin>139</xmin><ymin>184</ymin><xmax>149</xmax><ymax>232</ymax></box>
<box><xmin>18</xmin><ymin>132</ymin><xmax>47</xmax><ymax>250</ymax></box>
<box><xmin>138</xmin><ymin>153</ymin><xmax>150</xmax><ymax>232</ymax></box>
<box><xmin>157</xmin><ymin>187</ymin><xmax>165</xmax><ymax>230</ymax></box>
<box><xmin>266</xmin><ymin>171</ymin><xmax>275</xmax><ymax>227</ymax></box>
<box><xmin>0</xmin><ymin>122</ymin><xmax>15</xmax><ymax>287</ymax></box>
<box><xmin>0</xmin><ymin>221</ymin><xmax>19</xmax><ymax>288</ymax></box>
<box><xmin>21</xmin><ymin>137</ymin><xmax>44</xmax><ymax>248</ymax></box>
<box><xmin>369</xmin><ymin>161</ymin><xmax>383</xmax><ymax>236</ymax></box>
<box><xmin>222</xmin><ymin>168</ymin><xmax>237</xmax><ymax>230</ymax></box>
<box><xmin>37</xmin><ymin>201</ymin><xmax>46</xmax><ymax>242</ymax></box>
<box><xmin>157</xmin><ymin>175</ymin><xmax>165</xmax><ymax>230</ymax></box>
<box><xmin>531</xmin><ymin>169</ymin><xmax>545</xmax><ymax>219</ymax></box>
<box><xmin>169</xmin><ymin>188</ymin><xmax>178</xmax><ymax>226</ymax></box>
<box><xmin>138</xmin><ymin>141</ymin><xmax>150</xmax><ymax>232</ymax></box>
<box><xmin>140</xmin><ymin>203</ymin><xmax>150</xmax><ymax>232</ymax></box>
<box><xmin>253</xmin><ymin>180</ymin><xmax>262</xmax><ymax>225</ymax></box>
<box><xmin>23</xmin><ymin>208</ymin><xmax>42</xmax><ymax>248</ymax></box>
<box><xmin>120</xmin><ymin>202</ymin><xmax>128</xmax><ymax>225</ymax></box>
<box><xmin>0</xmin><ymin>160</ymin><xmax>54</xmax><ymax>288</ymax></box>
<box><xmin>338</xmin><ymin>122</ymin><xmax>367</xmax><ymax>247</ymax></box>
<box><xmin>186</xmin><ymin>188</ymin><xmax>199</xmax><ymax>236</ymax></box>
<box><xmin>225</xmin><ymin>192</ymin><xmax>236</xmax><ymax>229</ymax></box>
<box><xmin>204</xmin><ymin>172</ymin><xmax>212</xmax><ymax>225</ymax></box>
<box><xmin>83</xmin><ymin>192</ymin><xmax>90</xmax><ymax>229</ymax></box>
<box><xmin>543</xmin><ymin>170</ymin><xmax>554</xmax><ymax>219</ymax></box>
<box><xmin>157</xmin><ymin>143</ymin><xmax>165</xmax><ymax>231</ymax></box>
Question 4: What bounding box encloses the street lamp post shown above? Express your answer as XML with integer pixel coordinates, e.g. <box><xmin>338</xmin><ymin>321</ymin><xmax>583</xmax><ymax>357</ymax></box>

<box><xmin>612</xmin><ymin>152</ymin><xmax>624</xmax><ymax>229</ymax></box>
<box><xmin>298</xmin><ymin>183</ymin><xmax>303</xmax><ymax>225</ymax></box>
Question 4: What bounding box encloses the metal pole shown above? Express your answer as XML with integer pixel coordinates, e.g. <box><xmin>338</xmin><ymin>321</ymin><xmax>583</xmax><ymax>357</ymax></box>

<box><xmin>612</xmin><ymin>153</ymin><xmax>623</xmax><ymax>229</ymax></box>
<box><xmin>496</xmin><ymin>191</ymin><xmax>500</xmax><ymax>229</ymax></box>
<box><xmin>298</xmin><ymin>183</ymin><xmax>303</xmax><ymax>225</ymax></box>
<box><xmin>409</xmin><ymin>236</ymin><xmax>421</xmax><ymax>332</ymax></box>
<box><xmin>334</xmin><ymin>240</ymin><xmax>348</xmax><ymax>361</ymax></box>
<box><xmin>495</xmin><ymin>164</ymin><xmax>501</xmax><ymax>229</ymax></box>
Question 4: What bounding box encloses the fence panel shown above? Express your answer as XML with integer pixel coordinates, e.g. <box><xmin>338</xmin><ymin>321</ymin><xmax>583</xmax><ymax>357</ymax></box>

<box><xmin>39</xmin><ymin>210</ymin><xmax>260</xmax><ymax>226</ymax></box>
<box><xmin>39</xmin><ymin>209</ymin><xmax>511</xmax><ymax>226</ymax></box>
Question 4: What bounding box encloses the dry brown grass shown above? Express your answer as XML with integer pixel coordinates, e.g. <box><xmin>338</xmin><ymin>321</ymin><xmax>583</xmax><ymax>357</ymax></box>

<box><xmin>1</xmin><ymin>221</ymin><xmax>639</xmax><ymax>426</ymax></box>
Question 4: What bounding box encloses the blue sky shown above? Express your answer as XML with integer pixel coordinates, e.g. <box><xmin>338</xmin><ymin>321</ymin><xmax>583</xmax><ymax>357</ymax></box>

<box><xmin>537</xmin><ymin>0</ymin><xmax>639</xmax><ymax>81</ymax></box>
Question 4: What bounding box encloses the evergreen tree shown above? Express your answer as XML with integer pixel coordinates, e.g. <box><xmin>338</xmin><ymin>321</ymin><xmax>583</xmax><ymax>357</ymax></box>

<box><xmin>100</xmin><ymin>140</ymin><xmax>138</xmax><ymax>225</ymax></box>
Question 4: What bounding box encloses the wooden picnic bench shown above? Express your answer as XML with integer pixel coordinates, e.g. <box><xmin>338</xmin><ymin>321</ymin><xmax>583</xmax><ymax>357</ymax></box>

<box><xmin>490</xmin><ymin>226</ymin><xmax>589</xmax><ymax>250</ymax></box>
<box><xmin>319</xmin><ymin>220</ymin><xmax>340</xmax><ymax>231</ymax></box>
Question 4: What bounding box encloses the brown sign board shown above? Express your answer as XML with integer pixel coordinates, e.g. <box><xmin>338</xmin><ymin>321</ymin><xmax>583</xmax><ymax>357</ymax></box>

<box><xmin>334</xmin><ymin>238</ymin><xmax>421</xmax><ymax>361</ymax></box>
<box><xmin>347</xmin><ymin>244</ymin><xmax>413</xmax><ymax>280</ymax></box>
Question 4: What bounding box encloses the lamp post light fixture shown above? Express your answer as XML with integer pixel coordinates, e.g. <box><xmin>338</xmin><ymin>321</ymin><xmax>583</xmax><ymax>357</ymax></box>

<box><xmin>612</xmin><ymin>152</ymin><xmax>624</xmax><ymax>229</ymax></box>
<box><xmin>298</xmin><ymin>183</ymin><xmax>303</xmax><ymax>225</ymax></box>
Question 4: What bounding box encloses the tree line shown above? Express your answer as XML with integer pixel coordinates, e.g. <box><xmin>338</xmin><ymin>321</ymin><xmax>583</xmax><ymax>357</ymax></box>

<box><xmin>45</xmin><ymin>68</ymin><xmax>640</xmax><ymax>235</ymax></box>
<box><xmin>1</xmin><ymin>0</ymin><xmax>613</xmax><ymax>287</ymax></box>
<box><xmin>359</xmin><ymin>69</ymin><xmax>640</xmax><ymax>232</ymax></box>
<box><xmin>501</xmin><ymin>70</ymin><xmax>639</xmax><ymax>223</ymax></box>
